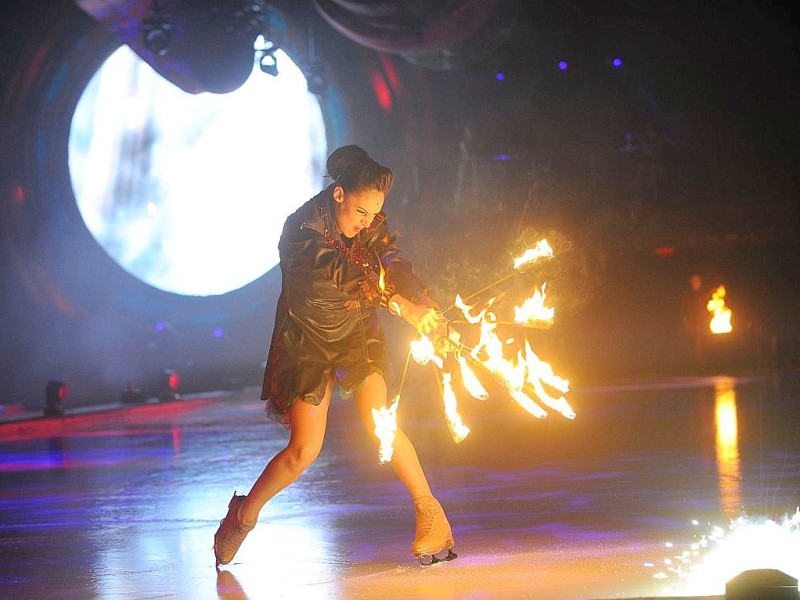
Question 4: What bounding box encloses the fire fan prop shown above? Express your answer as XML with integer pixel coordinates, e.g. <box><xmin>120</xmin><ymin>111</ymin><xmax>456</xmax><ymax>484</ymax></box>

<box><xmin>372</xmin><ymin>239</ymin><xmax>575</xmax><ymax>464</ymax></box>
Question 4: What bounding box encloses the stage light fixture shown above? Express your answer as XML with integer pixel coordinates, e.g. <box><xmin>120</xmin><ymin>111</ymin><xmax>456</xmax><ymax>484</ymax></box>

<box><xmin>726</xmin><ymin>568</ymin><xmax>798</xmax><ymax>599</ymax></box>
<box><xmin>142</xmin><ymin>0</ymin><xmax>172</xmax><ymax>57</ymax></box>
<box><xmin>44</xmin><ymin>380</ymin><xmax>67</xmax><ymax>417</ymax></box>
<box><xmin>159</xmin><ymin>369</ymin><xmax>181</xmax><ymax>401</ymax></box>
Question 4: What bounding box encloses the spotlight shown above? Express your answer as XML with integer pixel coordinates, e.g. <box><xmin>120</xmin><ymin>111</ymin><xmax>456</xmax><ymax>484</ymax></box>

<box><xmin>44</xmin><ymin>380</ymin><xmax>67</xmax><ymax>417</ymax></box>
<box><xmin>142</xmin><ymin>0</ymin><xmax>172</xmax><ymax>57</ymax></box>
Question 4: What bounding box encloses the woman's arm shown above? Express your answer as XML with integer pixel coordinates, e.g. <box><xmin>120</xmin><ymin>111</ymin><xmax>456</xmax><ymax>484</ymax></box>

<box><xmin>387</xmin><ymin>293</ymin><xmax>443</xmax><ymax>335</ymax></box>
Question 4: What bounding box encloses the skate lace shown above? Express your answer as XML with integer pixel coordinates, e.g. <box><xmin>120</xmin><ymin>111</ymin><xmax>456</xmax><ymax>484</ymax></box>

<box><xmin>414</xmin><ymin>498</ymin><xmax>439</xmax><ymax>536</ymax></box>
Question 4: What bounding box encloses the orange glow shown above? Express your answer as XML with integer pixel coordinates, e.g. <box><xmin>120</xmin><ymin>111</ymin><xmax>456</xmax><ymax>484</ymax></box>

<box><xmin>513</xmin><ymin>239</ymin><xmax>554</xmax><ymax>270</ymax></box>
<box><xmin>514</xmin><ymin>283</ymin><xmax>555</xmax><ymax>329</ymax></box>
<box><xmin>707</xmin><ymin>285</ymin><xmax>733</xmax><ymax>334</ymax></box>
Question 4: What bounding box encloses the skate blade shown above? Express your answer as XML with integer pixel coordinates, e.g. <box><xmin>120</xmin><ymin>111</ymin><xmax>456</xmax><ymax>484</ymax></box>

<box><xmin>418</xmin><ymin>547</ymin><xmax>457</xmax><ymax>567</ymax></box>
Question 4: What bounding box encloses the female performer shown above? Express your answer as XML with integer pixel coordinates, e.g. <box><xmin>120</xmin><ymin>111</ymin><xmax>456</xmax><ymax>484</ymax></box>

<box><xmin>213</xmin><ymin>145</ymin><xmax>456</xmax><ymax>567</ymax></box>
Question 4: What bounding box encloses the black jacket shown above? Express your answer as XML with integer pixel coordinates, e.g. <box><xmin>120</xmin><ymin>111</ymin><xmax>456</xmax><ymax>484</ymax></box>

<box><xmin>261</xmin><ymin>185</ymin><xmax>428</xmax><ymax>422</ymax></box>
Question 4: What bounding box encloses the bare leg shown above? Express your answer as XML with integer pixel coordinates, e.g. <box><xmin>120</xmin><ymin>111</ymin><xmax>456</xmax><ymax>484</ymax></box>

<box><xmin>239</xmin><ymin>376</ymin><xmax>334</xmax><ymax>524</ymax></box>
<box><xmin>352</xmin><ymin>372</ymin><xmax>433</xmax><ymax>500</ymax></box>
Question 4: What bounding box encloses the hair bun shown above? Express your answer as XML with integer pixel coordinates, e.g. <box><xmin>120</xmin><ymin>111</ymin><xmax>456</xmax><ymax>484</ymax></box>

<box><xmin>326</xmin><ymin>145</ymin><xmax>370</xmax><ymax>180</ymax></box>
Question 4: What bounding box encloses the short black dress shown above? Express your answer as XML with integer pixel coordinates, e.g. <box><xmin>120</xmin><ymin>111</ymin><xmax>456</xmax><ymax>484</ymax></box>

<box><xmin>261</xmin><ymin>185</ymin><xmax>428</xmax><ymax>425</ymax></box>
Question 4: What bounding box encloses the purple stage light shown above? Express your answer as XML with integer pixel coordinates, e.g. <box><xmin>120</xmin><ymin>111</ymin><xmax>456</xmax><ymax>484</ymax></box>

<box><xmin>213</xmin><ymin>328</ymin><xmax>224</xmax><ymax>339</ymax></box>
<box><xmin>558</xmin><ymin>61</ymin><xmax>568</xmax><ymax>71</ymax></box>
<box><xmin>495</xmin><ymin>72</ymin><xmax>505</xmax><ymax>81</ymax></box>
<box><xmin>612</xmin><ymin>57</ymin><xmax>623</xmax><ymax>68</ymax></box>
<box><xmin>155</xmin><ymin>321</ymin><xmax>165</xmax><ymax>332</ymax></box>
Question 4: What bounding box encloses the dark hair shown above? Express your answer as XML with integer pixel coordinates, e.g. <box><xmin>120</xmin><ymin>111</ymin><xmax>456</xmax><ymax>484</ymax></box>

<box><xmin>326</xmin><ymin>145</ymin><xmax>393</xmax><ymax>195</ymax></box>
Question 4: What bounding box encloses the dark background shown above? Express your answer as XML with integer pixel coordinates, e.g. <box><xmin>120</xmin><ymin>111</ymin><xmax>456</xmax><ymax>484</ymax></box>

<box><xmin>1</xmin><ymin>1</ymin><xmax>798</xmax><ymax>410</ymax></box>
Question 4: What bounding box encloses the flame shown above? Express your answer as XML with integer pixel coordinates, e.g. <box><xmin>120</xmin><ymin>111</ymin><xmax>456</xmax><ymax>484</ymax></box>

<box><xmin>513</xmin><ymin>239</ymin><xmax>554</xmax><ymax>270</ymax></box>
<box><xmin>514</xmin><ymin>283</ymin><xmax>555</xmax><ymax>328</ymax></box>
<box><xmin>378</xmin><ymin>264</ymin><xmax>386</xmax><ymax>294</ymax></box>
<box><xmin>508</xmin><ymin>389</ymin><xmax>549</xmax><ymax>419</ymax></box>
<box><xmin>457</xmin><ymin>355</ymin><xmax>488</xmax><ymax>400</ymax></box>
<box><xmin>384</xmin><ymin>237</ymin><xmax>573</xmax><ymax>461</ymax></box>
<box><xmin>458</xmin><ymin>298</ymin><xmax>572</xmax><ymax>420</ymax></box>
<box><xmin>441</xmin><ymin>372</ymin><xmax>470</xmax><ymax>443</ymax></box>
<box><xmin>707</xmin><ymin>285</ymin><xmax>733</xmax><ymax>334</ymax></box>
<box><xmin>523</xmin><ymin>341</ymin><xmax>575</xmax><ymax>419</ymax></box>
<box><xmin>410</xmin><ymin>335</ymin><xmax>443</xmax><ymax>369</ymax></box>
<box><xmin>454</xmin><ymin>294</ymin><xmax>494</xmax><ymax>324</ymax></box>
<box><xmin>371</xmin><ymin>395</ymin><xmax>399</xmax><ymax>463</ymax></box>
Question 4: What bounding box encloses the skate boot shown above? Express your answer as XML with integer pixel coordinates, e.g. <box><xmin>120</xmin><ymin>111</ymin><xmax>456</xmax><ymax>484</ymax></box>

<box><xmin>411</xmin><ymin>495</ymin><xmax>457</xmax><ymax>566</ymax></box>
<box><xmin>213</xmin><ymin>492</ymin><xmax>255</xmax><ymax>567</ymax></box>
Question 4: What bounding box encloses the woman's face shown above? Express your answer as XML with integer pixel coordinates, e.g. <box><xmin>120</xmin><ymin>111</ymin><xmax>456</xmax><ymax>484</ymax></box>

<box><xmin>332</xmin><ymin>185</ymin><xmax>385</xmax><ymax>239</ymax></box>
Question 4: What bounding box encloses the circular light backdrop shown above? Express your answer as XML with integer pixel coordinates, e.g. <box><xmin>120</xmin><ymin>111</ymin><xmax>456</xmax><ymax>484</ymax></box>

<box><xmin>69</xmin><ymin>45</ymin><xmax>327</xmax><ymax>296</ymax></box>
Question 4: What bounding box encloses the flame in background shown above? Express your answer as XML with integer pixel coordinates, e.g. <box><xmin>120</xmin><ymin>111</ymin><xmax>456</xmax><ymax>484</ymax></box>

<box><xmin>646</xmin><ymin>511</ymin><xmax>800</xmax><ymax>596</ymax></box>
<box><xmin>514</xmin><ymin>283</ymin><xmax>555</xmax><ymax>328</ymax></box>
<box><xmin>707</xmin><ymin>285</ymin><xmax>733</xmax><ymax>334</ymax></box>
<box><xmin>372</xmin><ymin>396</ymin><xmax>399</xmax><ymax>464</ymax></box>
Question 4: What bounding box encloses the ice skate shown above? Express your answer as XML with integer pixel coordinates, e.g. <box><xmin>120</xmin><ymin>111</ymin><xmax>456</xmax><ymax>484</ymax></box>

<box><xmin>411</xmin><ymin>495</ymin><xmax>457</xmax><ymax>566</ymax></box>
<box><xmin>213</xmin><ymin>492</ymin><xmax>255</xmax><ymax>567</ymax></box>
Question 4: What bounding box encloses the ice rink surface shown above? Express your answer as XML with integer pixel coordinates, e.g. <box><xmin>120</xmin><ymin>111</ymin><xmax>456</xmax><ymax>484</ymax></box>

<box><xmin>1</xmin><ymin>372</ymin><xmax>799</xmax><ymax>599</ymax></box>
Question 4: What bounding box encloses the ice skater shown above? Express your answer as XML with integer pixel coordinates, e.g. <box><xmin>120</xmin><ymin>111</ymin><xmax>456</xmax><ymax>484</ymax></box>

<box><xmin>213</xmin><ymin>145</ymin><xmax>456</xmax><ymax>567</ymax></box>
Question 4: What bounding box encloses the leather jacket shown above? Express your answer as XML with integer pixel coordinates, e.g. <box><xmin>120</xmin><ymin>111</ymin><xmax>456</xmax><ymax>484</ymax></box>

<box><xmin>261</xmin><ymin>185</ymin><xmax>428</xmax><ymax>419</ymax></box>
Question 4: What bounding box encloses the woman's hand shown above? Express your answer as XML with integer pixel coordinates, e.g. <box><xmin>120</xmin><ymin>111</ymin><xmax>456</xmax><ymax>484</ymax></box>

<box><xmin>407</xmin><ymin>304</ymin><xmax>443</xmax><ymax>335</ymax></box>
<box><xmin>389</xmin><ymin>295</ymin><xmax>445</xmax><ymax>335</ymax></box>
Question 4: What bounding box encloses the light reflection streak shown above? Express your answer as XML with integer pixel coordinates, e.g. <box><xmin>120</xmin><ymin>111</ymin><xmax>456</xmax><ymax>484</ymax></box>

<box><xmin>713</xmin><ymin>377</ymin><xmax>741</xmax><ymax>516</ymax></box>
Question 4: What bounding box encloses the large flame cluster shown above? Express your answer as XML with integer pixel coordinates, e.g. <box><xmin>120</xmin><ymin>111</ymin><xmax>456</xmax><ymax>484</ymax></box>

<box><xmin>373</xmin><ymin>239</ymin><xmax>575</xmax><ymax>464</ymax></box>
